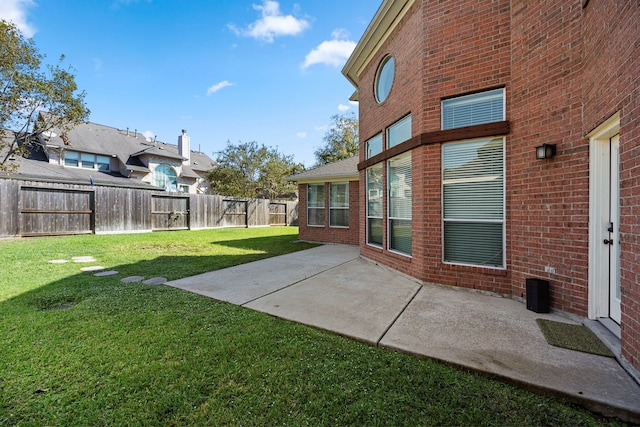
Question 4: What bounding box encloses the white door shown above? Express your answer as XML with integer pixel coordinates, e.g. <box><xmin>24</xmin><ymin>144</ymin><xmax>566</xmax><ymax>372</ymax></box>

<box><xmin>608</xmin><ymin>135</ymin><xmax>621</xmax><ymax>324</ymax></box>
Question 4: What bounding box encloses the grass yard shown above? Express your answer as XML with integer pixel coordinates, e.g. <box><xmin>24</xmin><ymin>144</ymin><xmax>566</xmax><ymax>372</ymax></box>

<box><xmin>0</xmin><ymin>227</ymin><xmax>626</xmax><ymax>426</ymax></box>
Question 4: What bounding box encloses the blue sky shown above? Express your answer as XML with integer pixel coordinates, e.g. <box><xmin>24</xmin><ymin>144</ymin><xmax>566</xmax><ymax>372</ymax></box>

<box><xmin>1</xmin><ymin>0</ymin><xmax>379</xmax><ymax>167</ymax></box>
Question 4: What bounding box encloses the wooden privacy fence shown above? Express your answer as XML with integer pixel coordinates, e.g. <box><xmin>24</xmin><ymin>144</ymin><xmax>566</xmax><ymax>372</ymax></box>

<box><xmin>0</xmin><ymin>179</ymin><xmax>298</xmax><ymax>238</ymax></box>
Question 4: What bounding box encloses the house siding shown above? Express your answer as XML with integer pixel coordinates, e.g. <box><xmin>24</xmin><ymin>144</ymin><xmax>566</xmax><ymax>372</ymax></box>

<box><xmin>351</xmin><ymin>0</ymin><xmax>640</xmax><ymax>372</ymax></box>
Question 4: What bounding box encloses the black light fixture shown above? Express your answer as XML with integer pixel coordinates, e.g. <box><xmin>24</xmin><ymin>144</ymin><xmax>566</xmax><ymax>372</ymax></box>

<box><xmin>536</xmin><ymin>143</ymin><xmax>556</xmax><ymax>160</ymax></box>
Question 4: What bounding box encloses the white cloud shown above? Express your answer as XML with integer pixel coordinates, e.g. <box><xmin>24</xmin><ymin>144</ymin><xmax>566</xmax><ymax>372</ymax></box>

<box><xmin>296</xmin><ymin>132</ymin><xmax>307</xmax><ymax>139</ymax></box>
<box><xmin>207</xmin><ymin>80</ymin><xmax>234</xmax><ymax>95</ymax></box>
<box><xmin>338</xmin><ymin>104</ymin><xmax>350</xmax><ymax>112</ymax></box>
<box><xmin>0</xmin><ymin>0</ymin><xmax>37</xmax><ymax>37</ymax></box>
<box><xmin>143</xmin><ymin>130</ymin><xmax>155</xmax><ymax>142</ymax></box>
<box><xmin>229</xmin><ymin>0</ymin><xmax>310</xmax><ymax>43</ymax></box>
<box><xmin>314</xmin><ymin>125</ymin><xmax>328</xmax><ymax>132</ymax></box>
<box><xmin>302</xmin><ymin>29</ymin><xmax>356</xmax><ymax>69</ymax></box>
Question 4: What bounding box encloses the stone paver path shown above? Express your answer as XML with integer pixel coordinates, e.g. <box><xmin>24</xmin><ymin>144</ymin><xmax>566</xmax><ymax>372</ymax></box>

<box><xmin>94</xmin><ymin>270</ymin><xmax>119</xmax><ymax>277</ymax></box>
<box><xmin>81</xmin><ymin>266</ymin><xmax>105</xmax><ymax>272</ymax></box>
<box><xmin>143</xmin><ymin>277</ymin><xmax>167</xmax><ymax>285</ymax></box>
<box><xmin>72</xmin><ymin>256</ymin><xmax>96</xmax><ymax>263</ymax></box>
<box><xmin>121</xmin><ymin>276</ymin><xmax>145</xmax><ymax>283</ymax></box>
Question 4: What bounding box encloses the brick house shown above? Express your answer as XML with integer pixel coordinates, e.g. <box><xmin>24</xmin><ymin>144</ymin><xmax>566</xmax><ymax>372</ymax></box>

<box><xmin>338</xmin><ymin>0</ymin><xmax>640</xmax><ymax>375</ymax></box>
<box><xmin>287</xmin><ymin>156</ymin><xmax>359</xmax><ymax>245</ymax></box>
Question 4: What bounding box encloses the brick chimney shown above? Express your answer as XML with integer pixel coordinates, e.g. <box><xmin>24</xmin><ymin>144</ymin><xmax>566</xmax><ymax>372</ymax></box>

<box><xmin>178</xmin><ymin>129</ymin><xmax>190</xmax><ymax>165</ymax></box>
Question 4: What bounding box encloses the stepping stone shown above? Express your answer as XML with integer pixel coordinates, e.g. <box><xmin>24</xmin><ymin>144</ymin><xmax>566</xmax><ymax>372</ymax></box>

<box><xmin>121</xmin><ymin>276</ymin><xmax>144</xmax><ymax>283</ymax></box>
<box><xmin>49</xmin><ymin>259</ymin><xmax>69</xmax><ymax>264</ymax></box>
<box><xmin>143</xmin><ymin>277</ymin><xmax>167</xmax><ymax>285</ymax></box>
<box><xmin>72</xmin><ymin>256</ymin><xmax>96</xmax><ymax>263</ymax></box>
<box><xmin>94</xmin><ymin>270</ymin><xmax>118</xmax><ymax>277</ymax></box>
<box><xmin>81</xmin><ymin>266</ymin><xmax>105</xmax><ymax>272</ymax></box>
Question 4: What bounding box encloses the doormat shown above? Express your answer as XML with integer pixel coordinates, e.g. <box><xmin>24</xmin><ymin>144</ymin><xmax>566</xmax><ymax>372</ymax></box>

<box><xmin>536</xmin><ymin>319</ymin><xmax>615</xmax><ymax>358</ymax></box>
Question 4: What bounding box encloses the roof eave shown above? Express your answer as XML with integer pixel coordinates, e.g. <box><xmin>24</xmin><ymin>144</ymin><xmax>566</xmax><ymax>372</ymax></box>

<box><xmin>286</xmin><ymin>173</ymin><xmax>359</xmax><ymax>183</ymax></box>
<box><xmin>341</xmin><ymin>0</ymin><xmax>416</xmax><ymax>90</ymax></box>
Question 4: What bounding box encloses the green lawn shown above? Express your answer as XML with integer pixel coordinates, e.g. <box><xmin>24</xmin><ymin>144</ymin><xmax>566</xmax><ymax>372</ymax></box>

<box><xmin>0</xmin><ymin>227</ymin><xmax>625</xmax><ymax>426</ymax></box>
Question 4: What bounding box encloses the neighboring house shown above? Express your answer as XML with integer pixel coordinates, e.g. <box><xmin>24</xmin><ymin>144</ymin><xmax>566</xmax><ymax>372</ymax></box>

<box><xmin>330</xmin><ymin>0</ymin><xmax>640</xmax><ymax>375</ymax></box>
<box><xmin>287</xmin><ymin>156</ymin><xmax>359</xmax><ymax>245</ymax></box>
<box><xmin>3</xmin><ymin>116</ymin><xmax>214</xmax><ymax>193</ymax></box>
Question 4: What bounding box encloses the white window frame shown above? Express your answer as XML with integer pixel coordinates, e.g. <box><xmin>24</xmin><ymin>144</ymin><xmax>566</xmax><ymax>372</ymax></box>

<box><xmin>307</xmin><ymin>183</ymin><xmax>325</xmax><ymax>227</ymax></box>
<box><xmin>386</xmin><ymin>115</ymin><xmax>412</xmax><ymax>149</ymax></box>
<box><xmin>387</xmin><ymin>152</ymin><xmax>412</xmax><ymax>257</ymax></box>
<box><xmin>64</xmin><ymin>150</ymin><xmax>110</xmax><ymax>171</ymax></box>
<box><xmin>442</xmin><ymin>137</ymin><xmax>505</xmax><ymax>269</ymax></box>
<box><xmin>329</xmin><ymin>182</ymin><xmax>349</xmax><ymax>228</ymax></box>
<box><xmin>442</xmin><ymin>88</ymin><xmax>505</xmax><ymax>130</ymax></box>
<box><xmin>154</xmin><ymin>164</ymin><xmax>178</xmax><ymax>191</ymax></box>
<box><xmin>366</xmin><ymin>133</ymin><xmax>383</xmax><ymax>159</ymax></box>
<box><xmin>366</xmin><ymin>164</ymin><xmax>384</xmax><ymax>248</ymax></box>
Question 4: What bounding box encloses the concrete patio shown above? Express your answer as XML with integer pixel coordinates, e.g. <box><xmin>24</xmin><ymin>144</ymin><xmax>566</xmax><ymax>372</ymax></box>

<box><xmin>166</xmin><ymin>244</ymin><xmax>640</xmax><ymax>423</ymax></box>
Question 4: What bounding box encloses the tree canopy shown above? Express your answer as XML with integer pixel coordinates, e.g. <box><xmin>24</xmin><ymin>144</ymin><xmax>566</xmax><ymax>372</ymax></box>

<box><xmin>0</xmin><ymin>20</ymin><xmax>89</xmax><ymax>172</ymax></box>
<box><xmin>314</xmin><ymin>112</ymin><xmax>359</xmax><ymax>166</ymax></box>
<box><xmin>207</xmin><ymin>141</ymin><xmax>304</xmax><ymax>200</ymax></box>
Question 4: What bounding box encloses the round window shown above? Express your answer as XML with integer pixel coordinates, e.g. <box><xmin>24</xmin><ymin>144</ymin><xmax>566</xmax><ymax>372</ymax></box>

<box><xmin>375</xmin><ymin>56</ymin><xmax>394</xmax><ymax>103</ymax></box>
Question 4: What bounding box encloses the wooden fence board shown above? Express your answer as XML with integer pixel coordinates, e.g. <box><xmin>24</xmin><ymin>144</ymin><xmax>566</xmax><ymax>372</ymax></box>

<box><xmin>19</xmin><ymin>186</ymin><xmax>94</xmax><ymax>236</ymax></box>
<box><xmin>0</xmin><ymin>177</ymin><xmax>298</xmax><ymax>237</ymax></box>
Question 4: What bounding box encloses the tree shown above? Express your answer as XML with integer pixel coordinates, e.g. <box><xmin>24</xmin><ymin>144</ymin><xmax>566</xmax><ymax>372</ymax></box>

<box><xmin>314</xmin><ymin>112</ymin><xmax>359</xmax><ymax>165</ymax></box>
<box><xmin>207</xmin><ymin>141</ymin><xmax>304</xmax><ymax>199</ymax></box>
<box><xmin>0</xmin><ymin>20</ymin><xmax>90</xmax><ymax>172</ymax></box>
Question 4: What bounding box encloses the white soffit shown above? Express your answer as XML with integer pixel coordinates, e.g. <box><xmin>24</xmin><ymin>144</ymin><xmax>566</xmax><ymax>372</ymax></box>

<box><xmin>342</xmin><ymin>0</ymin><xmax>416</xmax><ymax>89</ymax></box>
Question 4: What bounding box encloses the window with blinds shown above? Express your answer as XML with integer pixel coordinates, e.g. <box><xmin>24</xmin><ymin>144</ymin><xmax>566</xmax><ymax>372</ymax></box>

<box><xmin>387</xmin><ymin>115</ymin><xmax>412</xmax><ymax>148</ymax></box>
<box><xmin>388</xmin><ymin>152</ymin><xmax>412</xmax><ymax>255</ymax></box>
<box><xmin>366</xmin><ymin>133</ymin><xmax>383</xmax><ymax>159</ymax></box>
<box><xmin>329</xmin><ymin>182</ymin><xmax>349</xmax><ymax>227</ymax></box>
<box><xmin>442</xmin><ymin>138</ymin><xmax>504</xmax><ymax>268</ymax></box>
<box><xmin>366</xmin><ymin>164</ymin><xmax>383</xmax><ymax>247</ymax></box>
<box><xmin>307</xmin><ymin>184</ymin><xmax>325</xmax><ymax>226</ymax></box>
<box><xmin>442</xmin><ymin>89</ymin><xmax>504</xmax><ymax>130</ymax></box>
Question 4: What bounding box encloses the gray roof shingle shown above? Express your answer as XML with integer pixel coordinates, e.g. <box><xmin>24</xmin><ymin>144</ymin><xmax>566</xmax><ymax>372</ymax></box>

<box><xmin>287</xmin><ymin>156</ymin><xmax>359</xmax><ymax>182</ymax></box>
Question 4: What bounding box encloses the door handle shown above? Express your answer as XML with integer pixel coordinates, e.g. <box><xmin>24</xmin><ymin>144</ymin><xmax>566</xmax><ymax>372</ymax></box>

<box><xmin>604</xmin><ymin>239</ymin><xmax>614</xmax><ymax>245</ymax></box>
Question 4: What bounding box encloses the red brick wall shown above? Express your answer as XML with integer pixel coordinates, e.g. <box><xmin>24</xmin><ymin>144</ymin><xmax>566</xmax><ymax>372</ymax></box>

<box><xmin>359</xmin><ymin>0</ymin><xmax>513</xmax><ymax>294</ymax></box>
<box><xmin>509</xmin><ymin>1</ymin><xmax>588</xmax><ymax>313</ymax></box>
<box><xmin>581</xmin><ymin>0</ymin><xmax>640</xmax><ymax>373</ymax></box>
<box><xmin>356</xmin><ymin>0</ymin><xmax>640</xmax><ymax>372</ymax></box>
<box><xmin>297</xmin><ymin>181</ymin><xmax>359</xmax><ymax>245</ymax></box>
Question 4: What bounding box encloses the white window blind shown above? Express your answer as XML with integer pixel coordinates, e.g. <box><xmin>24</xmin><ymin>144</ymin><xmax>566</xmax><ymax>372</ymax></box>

<box><xmin>307</xmin><ymin>184</ymin><xmax>325</xmax><ymax>226</ymax></box>
<box><xmin>442</xmin><ymin>138</ymin><xmax>504</xmax><ymax>267</ymax></box>
<box><xmin>329</xmin><ymin>182</ymin><xmax>349</xmax><ymax>227</ymax></box>
<box><xmin>442</xmin><ymin>89</ymin><xmax>504</xmax><ymax>130</ymax></box>
<box><xmin>387</xmin><ymin>115</ymin><xmax>412</xmax><ymax>148</ymax></box>
<box><xmin>388</xmin><ymin>152</ymin><xmax>412</xmax><ymax>255</ymax></box>
<box><xmin>366</xmin><ymin>164</ymin><xmax>383</xmax><ymax>246</ymax></box>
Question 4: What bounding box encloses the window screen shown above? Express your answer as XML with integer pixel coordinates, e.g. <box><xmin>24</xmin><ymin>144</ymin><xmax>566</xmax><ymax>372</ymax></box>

<box><xmin>442</xmin><ymin>138</ymin><xmax>504</xmax><ymax>267</ymax></box>
<box><xmin>387</xmin><ymin>115</ymin><xmax>411</xmax><ymax>148</ymax></box>
<box><xmin>307</xmin><ymin>184</ymin><xmax>325</xmax><ymax>226</ymax></box>
<box><xmin>330</xmin><ymin>182</ymin><xmax>349</xmax><ymax>227</ymax></box>
<box><xmin>366</xmin><ymin>133</ymin><xmax>383</xmax><ymax>159</ymax></box>
<box><xmin>366</xmin><ymin>164</ymin><xmax>383</xmax><ymax>246</ymax></box>
<box><xmin>442</xmin><ymin>89</ymin><xmax>504</xmax><ymax>130</ymax></box>
<box><xmin>388</xmin><ymin>152</ymin><xmax>412</xmax><ymax>255</ymax></box>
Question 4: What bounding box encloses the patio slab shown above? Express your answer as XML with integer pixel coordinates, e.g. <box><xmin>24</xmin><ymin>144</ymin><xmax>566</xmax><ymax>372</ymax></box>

<box><xmin>378</xmin><ymin>284</ymin><xmax>640</xmax><ymax>420</ymax></box>
<box><xmin>245</xmin><ymin>258</ymin><xmax>421</xmax><ymax>345</ymax></box>
<box><xmin>167</xmin><ymin>245</ymin><xmax>360</xmax><ymax>305</ymax></box>
<box><xmin>166</xmin><ymin>244</ymin><xmax>640</xmax><ymax>423</ymax></box>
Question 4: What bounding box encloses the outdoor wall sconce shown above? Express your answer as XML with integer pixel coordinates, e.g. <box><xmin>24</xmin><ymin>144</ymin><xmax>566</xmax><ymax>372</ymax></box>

<box><xmin>535</xmin><ymin>143</ymin><xmax>556</xmax><ymax>160</ymax></box>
